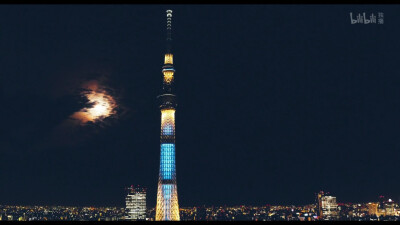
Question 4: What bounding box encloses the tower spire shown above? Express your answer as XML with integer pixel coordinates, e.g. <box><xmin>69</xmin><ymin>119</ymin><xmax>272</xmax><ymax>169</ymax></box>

<box><xmin>166</xmin><ymin>9</ymin><xmax>172</xmax><ymax>53</ymax></box>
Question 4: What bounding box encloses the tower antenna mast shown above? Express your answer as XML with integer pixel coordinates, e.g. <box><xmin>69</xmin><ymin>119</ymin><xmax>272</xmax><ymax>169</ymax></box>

<box><xmin>166</xmin><ymin>10</ymin><xmax>173</xmax><ymax>53</ymax></box>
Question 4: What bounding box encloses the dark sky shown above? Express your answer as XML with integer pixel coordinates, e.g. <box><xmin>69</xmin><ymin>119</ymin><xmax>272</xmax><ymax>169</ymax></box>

<box><xmin>1</xmin><ymin>5</ymin><xmax>400</xmax><ymax>208</ymax></box>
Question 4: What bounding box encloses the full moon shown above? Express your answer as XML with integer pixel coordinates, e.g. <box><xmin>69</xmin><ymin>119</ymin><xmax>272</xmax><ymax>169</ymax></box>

<box><xmin>70</xmin><ymin>80</ymin><xmax>117</xmax><ymax>124</ymax></box>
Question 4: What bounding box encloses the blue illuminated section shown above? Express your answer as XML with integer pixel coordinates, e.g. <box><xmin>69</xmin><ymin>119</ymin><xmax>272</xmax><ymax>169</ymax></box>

<box><xmin>162</xmin><ymin>184</ymin><xmax>173</xmax><ymax>220</ymax></box>
<box><xmin>163</xmin><ymin>124</ymin><xmax>173</xmax><ymax>135</ymax></box>
<box><xmin>160</xmin><ymin>144</ymin><xmax>175</xmax><ymax>180</ymax></box>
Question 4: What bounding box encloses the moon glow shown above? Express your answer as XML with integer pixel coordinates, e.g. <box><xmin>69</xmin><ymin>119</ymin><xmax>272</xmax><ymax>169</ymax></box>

<box><xmin>70</xmin><ymin>80</ymin><xmax>117</xmax><ymax>124</ymax></box>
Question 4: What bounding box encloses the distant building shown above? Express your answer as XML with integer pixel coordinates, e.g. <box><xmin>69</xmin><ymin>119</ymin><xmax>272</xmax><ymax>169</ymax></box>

<box><xmin>368</xmin><ymin>202</ymin><xmax>379</xmax><ymax>216</ymax></box>
<box><xmin>316</xmin><ymin>191</ymin><xmax>324</xmax><ymax>219</ymax></box>
<box><xmin>384</xmin><ymin>199</ymin><xmax>396</xmax><ymax>216</ymax></box>
<box><xmin>125</xmin><ymin>185</ymin><xmax>147</xmax><ymax>221</ymax></box>
<box><xmin>316</xmin><ymin>191</ymin><xmax>339</xmax><ymax>220</ymax></box>
<box><xmin>321</xmin><ymin>195</ymin><xmax>339</xmax><ymax>220</ymax></box>
<box><xmin>369</xmin><ymin>196</ymin><xmax>399</xmax><ymax>217</ymax></box>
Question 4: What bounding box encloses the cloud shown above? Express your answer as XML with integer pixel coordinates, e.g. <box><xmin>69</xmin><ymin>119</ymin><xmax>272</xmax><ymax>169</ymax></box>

<box><xmin>69</xmin><ymin>79</ymin><xmax>118</xmax><ymax>125</ymax></box>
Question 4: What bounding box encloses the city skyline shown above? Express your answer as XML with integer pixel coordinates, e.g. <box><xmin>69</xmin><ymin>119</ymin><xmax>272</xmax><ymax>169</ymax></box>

<box><xmin>1</xmin><ymin>193</ymin><xmax>399</xmax><ymax>221</ymax></box>
<box><xmin>1</xmin><ymin>5</ymin><xmax>400</xmax><ymax>209</ymax></box>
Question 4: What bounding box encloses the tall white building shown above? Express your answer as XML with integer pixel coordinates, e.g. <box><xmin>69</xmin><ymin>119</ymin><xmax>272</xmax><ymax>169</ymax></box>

<box><xmin>321</xmin><ymin>195</ymin><xmax>339</xmax><ymax>220</ymax></box>
<box><xmin>125</xmin><ymin>185</ymin><xmax>147</xmax><ymax>221</ymax></box>
<box><xmin>384</xmin><ymin>199</ymin><xmax>397</xmax><ymax>216</ymax></box>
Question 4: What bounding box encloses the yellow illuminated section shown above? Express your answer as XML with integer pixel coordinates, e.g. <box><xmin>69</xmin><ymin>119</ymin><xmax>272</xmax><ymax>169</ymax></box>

<box><xmin>161</xmin><ymin>109</ymin><xmax>175</xmax><ymax>134</ymax></box>
<box><xmin>156</xmin><ymin>184</ymin><xmax>180</xmax><ymax>221</ymax></box>
<box><xmin>163</xmin><ymin>71</ymin><xmax>174</xmax><ymax>84</ymax></box>
<box><xmin>164</xmin><ymin>53</ymin><xmax>173</xmax><ymax>64</ymax></box>
<box><xmin>163</xmin><ymin>54</ymin><xmax>174</xmax><ymax>84</ymax></box>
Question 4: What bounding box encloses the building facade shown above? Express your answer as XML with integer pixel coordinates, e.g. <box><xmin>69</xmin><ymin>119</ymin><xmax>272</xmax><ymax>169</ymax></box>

<box><xmin>316</xmin><ymin>191</ymin><xmax>339</xmax><ymax>220</ymax></box>
<box><xmin>368</xmin><ymin>202</ymin><xmax>379</xmax><ymax>216</ymax></box>
<box><xmin>155</xmin><ymin>9</ymin><xmax>180</xmax><ymax>221</ymax></box>
<box><xmin>384</xmin><ymin>199</ymin><xmax>396</xmax><ymax>216</ymax></box>
<box><xmin>125</xmin><ymin>185</ymin><xmax>146</xmax><ymax>221</ymax></box>
<box><xmin>321</xmin><ymin>195</ymin><xmax>339</xmax><ymax>220</ymax></box>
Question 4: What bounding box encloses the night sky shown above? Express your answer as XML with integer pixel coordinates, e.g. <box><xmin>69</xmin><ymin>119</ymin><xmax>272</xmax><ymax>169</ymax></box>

<box><xmin>1</xmin><ymin>5</ymin><xmax>400</xmax><ymax>208</ymax></box>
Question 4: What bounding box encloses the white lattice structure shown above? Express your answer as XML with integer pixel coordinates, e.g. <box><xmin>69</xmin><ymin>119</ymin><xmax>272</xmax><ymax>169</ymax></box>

<box><xmin>155</xmin><ymin>9</ymin><xmax>180</xmax><ymax>221</ymax></box>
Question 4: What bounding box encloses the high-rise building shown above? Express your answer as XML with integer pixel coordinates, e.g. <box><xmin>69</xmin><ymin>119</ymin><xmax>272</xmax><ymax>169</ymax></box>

<box><xmin>155</xmin><ymin>9</ymin><xmax>180</xmax><ymax>221</ymax></box>
<box><xmin>321</xmin><ymin>195</ymin><xmax>339</xmax><ymax>220</ymax></box>
<box><xmin>378</xmin><ymin>195</ymin><xmax>385</xmax><ymax>209</ymax></box>
<box><xmin>316</xmin><ymin>191</ymin><xmax>324</xmax><ymax>219</ymax></box>
<box><xmin>125</xmin><ymin>185</ymin><xmax>147</xmax><ymax>221</ymax></box>
<box><xmin>316</xmin><ymin>191</ymin><xmax>339</xmax><ymax>220</ymax></box>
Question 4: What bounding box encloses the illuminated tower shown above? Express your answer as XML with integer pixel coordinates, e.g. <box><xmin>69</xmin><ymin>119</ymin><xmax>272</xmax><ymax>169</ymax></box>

<box><xmin>155</xmin><ymin>9</ymin><xmax>180</xmax><ymax>221</ymax></box>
